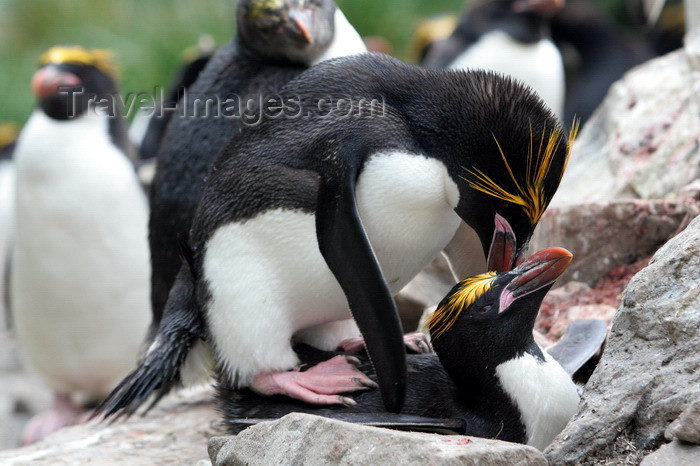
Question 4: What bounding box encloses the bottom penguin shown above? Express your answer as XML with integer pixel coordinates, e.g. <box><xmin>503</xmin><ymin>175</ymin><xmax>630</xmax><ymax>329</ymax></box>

<box><xmin>218</xmin><ymin>247</ymin><xmax>580</xmax><ymax>451</ymax></box>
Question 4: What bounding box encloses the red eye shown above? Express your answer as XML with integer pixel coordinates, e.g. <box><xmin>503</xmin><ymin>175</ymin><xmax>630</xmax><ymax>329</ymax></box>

<box><xmin>479</xmin><ymin>305</ymin><xmax>492</xmax><ymax>313</ymax></box>
<box><xmin>499</xmin><ymin>201</ymin><xmax>510</xmax><ymax>209</ymax></box>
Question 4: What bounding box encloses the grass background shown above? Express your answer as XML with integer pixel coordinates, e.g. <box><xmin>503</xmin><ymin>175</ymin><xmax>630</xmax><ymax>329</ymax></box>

<box><xmin>0</xmin><ymin>0</ymin><xmax>627</xmax><ymax>127</ymax></box>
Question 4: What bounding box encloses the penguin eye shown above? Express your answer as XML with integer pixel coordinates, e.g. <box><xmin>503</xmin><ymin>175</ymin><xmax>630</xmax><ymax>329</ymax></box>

<box><xmin>499</xmin><ymin>201</ymin><xmax>510</xmax><ymax>209</ymax></box>
<box><xmin>478</xmin><ymin>305</ymin><xmax>492</xmax><ymax>313</ymax></box>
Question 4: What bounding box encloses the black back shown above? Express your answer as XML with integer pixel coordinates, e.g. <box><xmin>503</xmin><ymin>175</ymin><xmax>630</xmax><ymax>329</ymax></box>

<box><xmin>190</xmin><ymin>53</ymin><xmax>564</xmax><ymax>259</ymax></box>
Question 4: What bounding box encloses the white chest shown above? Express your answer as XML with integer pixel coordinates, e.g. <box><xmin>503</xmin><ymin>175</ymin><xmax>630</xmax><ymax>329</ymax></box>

<box><xmin>11</xmin><ymin>110</ymin><xmax>150</xmax><ymax>395</ymax></box>
<box><xmin>496</xmin><ymin>351</ymin><xmax>580</xmax><ymax>450</ymax></box>
<box><xmin>449</xmin><ymin>30</ymin><xmax>564</xmax><ymax>119</ymax></box>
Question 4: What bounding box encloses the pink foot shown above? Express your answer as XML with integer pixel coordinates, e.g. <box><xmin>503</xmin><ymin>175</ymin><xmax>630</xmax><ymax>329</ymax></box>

<box><xmin>250</xmin><ymin>355</ymin><xmax>378</xmax><ymax>406</ymax></box>
<box><xmin>338</xmin><ymin>332</ymin><xmax>433</xmax><ymax>354</ymax></box>
<box><xmin>21</xmin><ymin>394</ymin><xmax>82</xmax><ymax>445</ymax></box>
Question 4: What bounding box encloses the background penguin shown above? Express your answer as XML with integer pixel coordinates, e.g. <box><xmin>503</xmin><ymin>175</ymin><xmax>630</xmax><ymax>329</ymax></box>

<box><xmin>95</xmin><ymin>53</ymin><xmax>576</xmax><ymax>419</ymax></box>
<box><xmin>0</xmin><ymin>123</ymin><xmax>18</xmax><ymax>326</ymax></box>
<box><xmin>11</xmin><ymin>46</ymin><xmax>150</xmax><ymax>444</ymax></box>
<box><xmin>147</xmin><ymin>0</ymin><xmax>366</xmax><ymax>338</ymax></box>
<box><xmin>422</xmin><ymin>0</ymin><xmax>566</xmax><ymax>120</ymax></box>
<box><xmin>218</xmin><ymin>247</ymin><xmax>579</xmax><ymax>451</ymax></box>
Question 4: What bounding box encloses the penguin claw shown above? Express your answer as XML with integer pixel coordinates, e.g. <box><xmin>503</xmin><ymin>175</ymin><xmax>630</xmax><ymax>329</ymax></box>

<box><xmin>250</xmin><ymin>355</ymin><xmax>377</xmax><ymax>406</ymax></box>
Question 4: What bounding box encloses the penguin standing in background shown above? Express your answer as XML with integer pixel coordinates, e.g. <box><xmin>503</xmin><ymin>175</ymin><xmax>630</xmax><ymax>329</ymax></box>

<box><xmin>422</xmin><ymin>0</ymin><xmax>566</xmax><ymax>120</ymax></box>
<box><xmin>219</xmin><ymin>248</ymin><xmax>579</xmax><ymax>451</ymax></box>
<box><xmin>11</xmin><ymin>47</ymin><xmax>150</xmax><ymax>444</ymax></box>
<box><xmin>0</xmin><ymin>123</ymin><xmax>18</xmax><ymax>324</ymax></box>
<box><xmin>96</xmin><ymin>54</ymin><xmax>577</xmax><ymax>419</ymax></box>
<box><xmin>148</xmin><ymin>0</ymin><xmax>366</xmax><ymax>337</ymax></box>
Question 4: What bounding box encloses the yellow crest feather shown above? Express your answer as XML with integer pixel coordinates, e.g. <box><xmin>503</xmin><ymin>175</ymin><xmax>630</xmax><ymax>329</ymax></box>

<box><xmin>38</xmin><ymin>46</ymin><xmax>117</xmax><ymax>77</ymax></box>
<box><xmin>0</xmin><ymin>123</ymin><xmax>19</xmax><ymax>148</ymax></box>
<box><xmin>427</xmin><ymin>272</ymin><xmax>497</xmax><ymax>339</ymax></box>
<box><xmin>463</xmin><ymin>120</ymin><xmax>579</xmax><ymax>224</ymax></box>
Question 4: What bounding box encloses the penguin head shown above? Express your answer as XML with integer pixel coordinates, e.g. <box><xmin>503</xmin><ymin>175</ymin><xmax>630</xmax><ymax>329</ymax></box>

<box><xmin>237</xmin><ymin>0</ymin><xmax>336</xmax><ymax>65</ymax></box>
<box><xmin>436</xmin><ymin>71</ymin><xmax>578</xmax><ymax>273</ymax></box>
<box><xmin>0</xmin><ymin>122</ymin><xmax>18</xmax><ymax>160</ymax></box>
<box><xmin>427</xmin><ymin>247</ymin><xmax>572</xmax><ymax>376</ymax></box>
<box><xmin>32</xmin><ymin>46</ymin><xmax>119</xmax><ymax>120</ymax></box>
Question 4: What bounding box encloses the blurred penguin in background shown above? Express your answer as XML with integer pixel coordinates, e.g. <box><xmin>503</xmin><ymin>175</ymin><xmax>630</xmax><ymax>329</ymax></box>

<box><xmin>423</xmin><ymin>0</ymin><xmax>566</xmax><ymax>120</ymax></box>
<box><xmin>10</xmin><ymin>46</ymin><xmax>150</xmax><ymax>444</ymax></box>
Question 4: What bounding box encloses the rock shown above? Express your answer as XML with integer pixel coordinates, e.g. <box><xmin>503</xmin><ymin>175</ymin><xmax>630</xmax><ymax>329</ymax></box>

<box><xmin>531</xmin><ymin>199</ymin><xmax>698</xmax><ymax>286</ymax></box>
<box><xmin>544</xmin><ymin>215</ymin><xmax>700</xmax><ymax>464</ymax></box>
<box><xmin>551</xmin><ymin>30</ymin><xmax>700</xmax><ymax>205</ymax></box>
<box><xmin>209</xmin><ymin>413</ymin><xmax>547</xmax><ymax>466</ymax></box>
<box><xmin>641</xmin><ymin>441</ymin><xmax>700</xmax><ymax>466</ymax></box>
<box><xmin>0</xmin><ymin>386</ymin><xmax>221</xmax><ymax>465</ymax></box>
<box><xmin>665</xmin><ymin>398</ymin><xmax>700</xmax><ymax>444</ymax></box>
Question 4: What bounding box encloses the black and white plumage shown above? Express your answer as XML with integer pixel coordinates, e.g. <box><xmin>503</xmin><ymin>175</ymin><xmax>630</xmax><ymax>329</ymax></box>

<box><xmin>95</xmin><ymin>53</ymin><xmax>576</xmax><ymax>418</ymax></box>
<box><xmin>11</xmin><ymin>47</ymin><xmax>150</xmax><ymax>444</ymax></box>
<box><xmin>147</xmin><ymin>0</ymin><xmax>366</xmax><ymax>337</ymax></box>
<box><xmin>218</xmin><ymin>248</ymin><xmax>580</xmax><ymax>451</ymax></box>
<box><xmin>423</xmin><ymin>0</ymin><xmax>565</xmax><ymax>120</ymax></box>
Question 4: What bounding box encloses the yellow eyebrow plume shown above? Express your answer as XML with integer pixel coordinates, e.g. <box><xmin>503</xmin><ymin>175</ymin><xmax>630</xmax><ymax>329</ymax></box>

<box><xmin>39</xmin><ymin>46</ymin><xmax>117</xmax><ymax>77</ymax></box>
<box><xmin>427</xmin><ymin>272</ymin><xmax>497</xmax><ymax>339</ymax></box>
<box><xmin>463</xmin><ymin>121</ymin><xmax>579</xmax><ymax>224</ymax></box>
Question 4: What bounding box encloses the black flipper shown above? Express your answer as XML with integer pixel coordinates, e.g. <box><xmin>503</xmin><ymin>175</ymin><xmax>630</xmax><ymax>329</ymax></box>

<box><xmin>93</xmin><ymin>244</ymin><xmax>206</xmax><ymax>419</ymax></box>
<box><xmin>315</xmin><ymin>157</ymin><xmax>406</xmax><ymax>413</ymax></box>
<box><xmin>547</xmin><ymin>318</ymin><xmax>608</xmax><ymax>376</ymax></box>
<box><xmin>228</xmin><ymin>413</ymin><xmax>467</xmax><ymax>435</ymax></box>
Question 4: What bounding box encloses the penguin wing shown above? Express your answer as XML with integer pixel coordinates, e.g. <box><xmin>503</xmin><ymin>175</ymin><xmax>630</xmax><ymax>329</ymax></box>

<box><xmin>315</xmin><ymin>152</ymin><xmax>406</xmax><ymax>414</ymax></box>
<box><xmin>93</xmin><ymin>249</ymin><xmax>206</xmax><ymax>419</ymax></box>
<box><xmin>546</xmin><ymin>318</ymin><xmax>607</xmax><ymax>376</ymax></box>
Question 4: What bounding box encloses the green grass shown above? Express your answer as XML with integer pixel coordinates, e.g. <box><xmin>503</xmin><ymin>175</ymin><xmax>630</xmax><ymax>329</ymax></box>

<box><xmin>0</xmin><ymin>0</ymin><xmax>626</xmax><ymax>126</ymax></box>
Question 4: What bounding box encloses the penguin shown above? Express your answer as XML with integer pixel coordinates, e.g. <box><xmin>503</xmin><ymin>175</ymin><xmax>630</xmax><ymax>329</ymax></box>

<box><xmin>95</xmin><ymin>53</ymin><xmax>577</xmax><ymax>420</ymax></box>
<box><xmin>422</xmin><ymin>0</ymin><xmax>566</xmax><ymax>120</ymax></box>
<box><xmin>11</xmin><ymin>46</ymin><xmax>150</xmax><ymax>444</ymax></box>
<box><xmin>147</xmin><ymin>0</ymin><xmax>366</xmax><ymax>338</ymax></box>
<box><xmin>218</xmin><ymin>247</ymin><xmax>580</xmax><ymax>451</ymax></box>
<box><xmin>0</xmin><ymin>123</ymin><xmax>18</xmax><ymax>326</ymax></box>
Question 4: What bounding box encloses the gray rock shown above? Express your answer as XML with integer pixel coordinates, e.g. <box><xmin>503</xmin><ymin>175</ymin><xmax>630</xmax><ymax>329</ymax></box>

<box><xmin>210</xmin><ymin>413</ymin><xmax>547</xmax><ymax>466</ymax></box>
<box><xmin>544</xmin><ymin>215</ymin><xmax>700</xmax><ymax>464</ymax></box>
<box><xmin>665</xmin><ymin>398</ymin><xmax>700</xmax><ymax>444</ymax></box>
<box><xmin>551</xmin><ymin>30</ymin><xmax>700</xmax><ymax>206</ymax></box>
<box><xmin>0</xmin><ymin>386</ymin><xmax>220</xmax><ymax>465</ymax></box>
<box><xmin>531</xmin><ymin>199</ymin><xmax>699</xmax><ymax>286</ymax></box>
<box><xmin>641</xmin><ymin>441</ymin><xmax>700</xmax><ymax>466</ymax></box>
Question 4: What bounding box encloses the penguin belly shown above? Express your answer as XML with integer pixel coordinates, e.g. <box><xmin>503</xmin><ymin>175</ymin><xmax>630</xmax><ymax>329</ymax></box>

<box><xmin>449</xmin><ymin>30</ymin><xmax>564</xmax><ymax>119</ymax></box>
<box><xmin>0</xmin><ymin>160</ymin><xmax>14</xmax><ymax>320</ymax></box>
<box><xmin>11</xmin><ymin>111</ymin><xmax>150</xmax><ymax>398</ymax></box>
<box><xmin>204</xmin><ymin>151</ymin><xmax>461</xmax><ymax>385</ymax></box>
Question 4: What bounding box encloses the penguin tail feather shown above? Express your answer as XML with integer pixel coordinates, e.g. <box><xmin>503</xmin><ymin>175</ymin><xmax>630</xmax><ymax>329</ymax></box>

<box><xmin>93</xmin><ymin>262</ymin><xmax>205</xmax><ymax>420</ymax></box>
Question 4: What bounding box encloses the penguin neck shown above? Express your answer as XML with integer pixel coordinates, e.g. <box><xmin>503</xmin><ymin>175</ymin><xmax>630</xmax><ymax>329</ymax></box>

<box><xmin>311</xmin><ymin>9</ymin><xmax>367</xmax><ymax>66</ymax></box>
